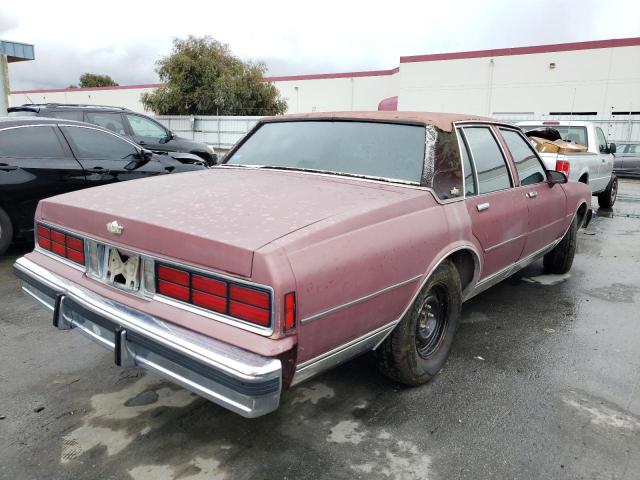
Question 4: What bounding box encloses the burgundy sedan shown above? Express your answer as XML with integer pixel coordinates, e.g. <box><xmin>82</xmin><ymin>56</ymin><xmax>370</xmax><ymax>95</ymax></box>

<box><xmin>14</xmin><ymin>112</ymin><xmax>592</xmax><ymax>417</ymax></box>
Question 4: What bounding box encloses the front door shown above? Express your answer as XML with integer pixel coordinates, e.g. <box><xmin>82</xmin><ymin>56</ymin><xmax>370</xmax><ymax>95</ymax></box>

<box><xmin>60</xmin><ymin>125</ymin><xmax>168</xmax><ymax>187</ymax></box>
<box><xmin>459</xmin><ymin>126</ymin><xmax>528</xmax><ymax>279</ymax></box>
<box><xmin>594</xmin><ymin>126</ymin><xmax>613</xmax><ymax>191</ymax></box>
<box><xmin>498</xmin><ymin>127</ymin><xmax>567</xmax><ymax>258</ymax></box>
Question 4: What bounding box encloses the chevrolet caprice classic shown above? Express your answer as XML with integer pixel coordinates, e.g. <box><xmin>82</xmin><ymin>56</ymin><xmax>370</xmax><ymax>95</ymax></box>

<box><xmin>14</xmin><ymin>112</ymin><xmax>593</xmax><ymax>417</ymax></box>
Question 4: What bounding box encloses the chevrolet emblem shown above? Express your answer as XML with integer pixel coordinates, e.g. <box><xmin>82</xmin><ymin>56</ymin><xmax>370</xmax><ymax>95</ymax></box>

<box><xmin>106</xmin><ymin>220</ymin><xmax>124</xmax><ymax>235</ymax></box>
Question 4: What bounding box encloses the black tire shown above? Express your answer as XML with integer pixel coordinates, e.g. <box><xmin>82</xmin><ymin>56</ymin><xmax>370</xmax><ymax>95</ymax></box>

<box><xmin>597</xmin><ymin>175</ymin><xmax>618</xmax><ymax>208</ymax></box>
<box><xmin>376</xmin><ymin>260</ymin><xmax>462</xmax><ymax>386</ymax></box>
<box><xmin>0</xmin><ymin>206</ymin><xmax>13</xmax><ymax>256</ymax></box>
<box><xmin>543</xmin><ymin>216</ymin><xmax>577</xmax><ymax>274</ymax></box>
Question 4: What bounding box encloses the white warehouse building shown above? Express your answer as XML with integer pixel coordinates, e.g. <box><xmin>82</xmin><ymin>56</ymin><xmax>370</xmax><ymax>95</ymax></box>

<box><xmin>10</xmin><ymin>37</ymin><xmax>640</xmax><ymax>122</ymax></box>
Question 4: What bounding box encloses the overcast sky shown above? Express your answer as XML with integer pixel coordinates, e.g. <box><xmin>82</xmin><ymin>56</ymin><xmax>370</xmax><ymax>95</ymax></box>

<box><xmin>2</xmin><ymin>0</ymin><xmax>639</xmax><ymax>91</ymax></box>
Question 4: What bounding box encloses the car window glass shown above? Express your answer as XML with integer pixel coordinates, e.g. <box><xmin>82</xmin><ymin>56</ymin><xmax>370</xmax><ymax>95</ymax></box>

<box><xmin>631</xmin><ymin>144</ymin><xmax>640</xmax><ymax>154</ymax></box>
<box><xmin>47</xmin><ymin>110</ymin><xmax>83</xmax><ymax>122</ymax></box>
<box><xmin>126</xmin><ymin>114</ymin><xmax>166</xmax><ymax>139</ymax></box>
<box><xmin>62</xmin><ymin>126</ymin><xmax>138</xmax><ymax>160</ymax></box>
<box><xmin>462</xmin><ymin>127</ymin><xmax>512</xmax><ymax>194</ymax></box>
<box><xmin>0</xmin><ymin>126</ymin><xmax>67</xmax><ymax>158</ymax></box>
<box><xmin>458</xmin><ymin>131</ymin><xmax>477</xmax><ymax>196</ymax></box>
<box><xmin>522</xmin><ymin>125</ymin><xmax>587</xmax><ymax>146</ymax></box>
<box><xmin>596</xmin><ymin>128</ymin><xmax>607</xmax><ymax>152</ymax></box>
<box><xmin>86</xmin><ymin>112</ymin><xmax>127</xmax><ymax>135</ymax></box>
<box><xmin>500</xmin><ymin>129</ymin><xmax>546</xmax><ymax>186</ymax></box>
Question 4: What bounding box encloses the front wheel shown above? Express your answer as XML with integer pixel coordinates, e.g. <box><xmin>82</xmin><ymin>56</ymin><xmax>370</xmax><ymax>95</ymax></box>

<box><xmin>376</xmin><ymin>260</ymin><xmax>462</xmax><ymax>386</ymax></box>
<box><xmin>597</xmin><ymin>175</ymin><xmax>618</xmax><ymax>208</ymax></box>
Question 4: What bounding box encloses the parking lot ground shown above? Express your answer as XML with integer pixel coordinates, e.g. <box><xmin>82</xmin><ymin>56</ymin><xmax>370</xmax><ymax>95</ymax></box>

<box><xmin>1</xmin><ymin>179</ymin><xmax>639</xmax><ymax>480</ymax></box>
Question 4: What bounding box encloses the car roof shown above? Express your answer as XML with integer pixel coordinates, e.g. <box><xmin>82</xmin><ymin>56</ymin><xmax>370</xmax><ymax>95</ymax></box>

<box><xmin>516</xmin><ymin>120</ymin><xmax>591</xmax><ymax>127</ymax></box>
<box><xmin>9</xmin><ymin>103</ymin><xmax>130</xmax><ymax>112</ymax></box>
<box><xmin>0</xmin><ymin>116</ymin><xmax>92</xmax><ymax>128</ymax></box>
<box><xmin>262</xmin><ymin>111</ymin><xmax>497</xmax><ymax>132</ymax></box>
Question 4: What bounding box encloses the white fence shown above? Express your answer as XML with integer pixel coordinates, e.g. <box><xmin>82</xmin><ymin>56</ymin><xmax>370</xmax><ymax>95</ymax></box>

<box><xmin>155</xmin><ymin>115</ymin><xmax>263</xmax><ymax>150</ymax></box>
<box><xmin>155</xmin><ymin>115</ymin><xmax>640</xmax><ymax>151</ymax></box>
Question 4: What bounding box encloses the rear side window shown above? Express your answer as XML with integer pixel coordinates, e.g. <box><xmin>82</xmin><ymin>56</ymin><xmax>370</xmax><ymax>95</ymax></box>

<box><xmin>0</xmin><ymin>126</ymin><xmax>67</xmax><ymax>158</ymax></box>
<box><xmin>86</xmin><ymin>112</ymin><xmax>127</xmax><ymax>135</ymax></box>
<box><xmin>462</xmin><ymin>127</ymin><xmax>512</xmax><ymax>194</ymax></box>
<box><xmin>62</xmin><ymin>126</ymin><xmax>138</xmax><ymax>160</ymax></box>
<box><xmin>500</xmin><ymin>129</ymin><xmax>547</xmax><ymax>186</ymax></box>
<box><xmin>47</xmin><ymin>110</ymin><xmax>83</xmax><ymax>122</ymax></box>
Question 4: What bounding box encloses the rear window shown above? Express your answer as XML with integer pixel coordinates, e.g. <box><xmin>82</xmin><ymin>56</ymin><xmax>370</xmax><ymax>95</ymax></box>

<box><xmin>226</xmin><ymin>121</ymin><xmax>426</xmax><ymax>184</ymax></box>
<box><xmin>521</xmin><ymin>125</ymin><xmax>588</xmax><ymax>146</ymax></box>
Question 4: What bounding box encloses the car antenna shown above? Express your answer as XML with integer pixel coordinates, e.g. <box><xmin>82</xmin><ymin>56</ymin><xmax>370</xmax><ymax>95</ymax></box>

<box><xmin>25</xmin><ymin>94</ymin><xmax>34</xmax><ymax>104</ymax></box>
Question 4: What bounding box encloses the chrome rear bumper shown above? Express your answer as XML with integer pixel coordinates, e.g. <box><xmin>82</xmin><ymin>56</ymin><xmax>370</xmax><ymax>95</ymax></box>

<box><xmin>13</xmin><ymin>256</ymin><xmax>282</xmax><ymax>418</ymax></box>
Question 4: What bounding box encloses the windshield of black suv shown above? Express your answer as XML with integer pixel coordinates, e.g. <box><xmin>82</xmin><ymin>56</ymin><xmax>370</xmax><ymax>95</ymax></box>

<box><xmin>224</xmin><ymin>120</ymin><xmax>426</xmax><ymax>184</ymax></box>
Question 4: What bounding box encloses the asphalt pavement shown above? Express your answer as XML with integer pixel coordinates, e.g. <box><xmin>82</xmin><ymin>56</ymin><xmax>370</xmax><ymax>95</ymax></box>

<box><xmin>1</xmin><ymin>179</ymin><xmax>639</xmax><ymax>480</ymax></box>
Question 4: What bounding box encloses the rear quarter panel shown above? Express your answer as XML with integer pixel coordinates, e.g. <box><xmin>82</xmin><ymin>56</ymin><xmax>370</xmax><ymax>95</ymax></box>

<box><xmin>271</xmin><ymin>193</ymin><xmax>479</xmax><ymax>364</ymax></box>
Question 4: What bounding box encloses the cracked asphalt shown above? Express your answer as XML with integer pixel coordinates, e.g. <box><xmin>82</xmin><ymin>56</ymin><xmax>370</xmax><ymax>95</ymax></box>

<box><xmin>1</xmin><ymin>179</ymin><xmax>639</xmax><ymax>480</ymax></box>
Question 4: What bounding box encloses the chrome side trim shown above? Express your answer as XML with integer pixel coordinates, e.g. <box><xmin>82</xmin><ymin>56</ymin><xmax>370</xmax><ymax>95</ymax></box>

<box><xmin>14</xmin><ymin>256</ymin><xmax>282</xmax><ymax>418</ymax></box>
<box><xmin>291</xmin><ymin>320</ymin><xmax>398</xmax><ymax>386</ymax></box>
<box><xmin>485</xmin><ymin>232</ymin><xmax>526</xmax><ymax>252</ymax></box>
<box><xmin>300</xmin><ymin>274</ymin><xmax>423</xmax><ymax>325</ymax></box>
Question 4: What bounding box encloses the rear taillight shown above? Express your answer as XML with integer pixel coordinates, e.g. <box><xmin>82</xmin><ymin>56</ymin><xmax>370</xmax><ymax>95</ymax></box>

<box><xmin>36</xmin><ymin>223</ymin><xmax>85</xmax><ymax>266</ymax></box>
<box><xmin>555</xmin><ymin>159</ymin><xmax>570</xmax><ymax>176</ymax></box>
<box><xmin>155</xmin><ymin>263</ymin><xmax>272</xmax><ymax>328</ymax></box>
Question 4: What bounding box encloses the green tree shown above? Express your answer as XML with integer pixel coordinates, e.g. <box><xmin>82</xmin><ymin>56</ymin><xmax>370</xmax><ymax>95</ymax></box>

<box><xmin>78</xmin><ymin>73</ymin><xmax>118</xmax><ymax>88</ymax></box>
<box><xmin>141</xmin><ymin>36</ymin><xmax>287</xmax><ymax>115</ymax></box>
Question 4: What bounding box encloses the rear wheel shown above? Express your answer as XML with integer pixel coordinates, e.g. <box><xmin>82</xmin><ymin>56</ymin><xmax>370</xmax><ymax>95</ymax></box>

<box><xmin>543</xmin><ymin>216</ymin><xmax>577</xmax><ymax>274</ymax></box>
<box><xmin>0</xmin><ymin>207</ymin><xmax>13</xmax><ymax>256</ymax></box>
<box><xmin>376</xmin><ymin>260</ymin><xmax>462</xmax><ymax>386</ymax></box>
<box><xmin>597</xmin><ymin>175</ymin><xmax>618</xmax><ymax>208</ymax></box>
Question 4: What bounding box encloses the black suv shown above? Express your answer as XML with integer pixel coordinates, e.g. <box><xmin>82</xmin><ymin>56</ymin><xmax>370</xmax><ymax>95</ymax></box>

<box><xmin>8</xmin><ymin>104</ymin><xmax>218</xmax><ymax>166</ymax></box>
<box><xmin>0</xmin><ymin>117</ymin><xmax>206</xmax><ymax>255</ymax></box>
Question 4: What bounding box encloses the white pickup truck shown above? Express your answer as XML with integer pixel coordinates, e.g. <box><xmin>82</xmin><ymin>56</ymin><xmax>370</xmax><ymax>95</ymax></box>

<box><xmin>517</xmin><ymin>121</ymin><xmax>618</xmax><ymax>208</ymax></box>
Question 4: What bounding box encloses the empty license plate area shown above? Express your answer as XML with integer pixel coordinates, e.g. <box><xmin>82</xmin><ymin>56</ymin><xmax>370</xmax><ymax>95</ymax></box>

<box><xmin>106</xmin><ymin>247</ymin><xmax>140</xmax><ymax>291</ymax></box>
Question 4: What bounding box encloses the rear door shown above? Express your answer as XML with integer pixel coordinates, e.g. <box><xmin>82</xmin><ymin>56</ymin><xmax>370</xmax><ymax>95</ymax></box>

<box><xmin>59</xmin><ymin>125</ymin><xmax>167</xmax><ymax>188</ymax></box>
<box><xmin>498</xmin><ymin>127</ymin><xmax>567</xmax><ymax>258</ymax></box>
<box><xmin>0</xmin><ymin>125</ymin><xmax>86</xmax><ymax>235</ymax></box>
<box><xmin>459</xmin><ymin>125</ymin><xmax>528</xmax><ymax>279</ymax></box>
<box><xmin>124</xmin><ymin>113</ymin><xmax>175</xmax><ymax>152</ymax></box>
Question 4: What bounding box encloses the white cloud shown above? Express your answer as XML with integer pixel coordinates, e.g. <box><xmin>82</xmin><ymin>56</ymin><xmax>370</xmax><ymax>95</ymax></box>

<box><xmin>2</xmin><ymin>0</ymin><xmax>640</xmax><ymax>89</ymax></box>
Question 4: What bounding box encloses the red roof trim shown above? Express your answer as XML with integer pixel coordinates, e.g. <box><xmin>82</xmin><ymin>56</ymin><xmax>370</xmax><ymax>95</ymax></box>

<box><xmin>11</xmin><ymin>83</ymin><xmax>164</xmax><ymax>94</ymax></box>
<box><xmin>400</xmin><ymin>37</ymin><xmax>640</xmax><ymax>63</ymax></box>
<box><xmin>263</xmin><ymin>67</ymin><xmax>399</xmax><ymax>82</ymax></box>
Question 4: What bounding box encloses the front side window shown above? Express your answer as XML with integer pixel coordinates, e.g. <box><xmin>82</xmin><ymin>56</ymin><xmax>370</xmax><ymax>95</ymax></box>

<box><xmin>500</xmin><ymin>129</ymin><xmax>547</xmax><ymax>186</ymax></box>
<box><xmin>86</xmin><ymin>112</ymin><xmax>127</xmax><ymax>135</ymax></box>
<box><xmin>226</xmin><ymin>121</ymin><xmax>426</xmax><ymax>184</ymax></box>
<box><xmin>62</xmin><ymin>126</ymin><xmax>138</xmax><ymax>160</ymax></box>
<box><xmin>462</xmin><ymin>127</ymin><xmax>512</xmax><ymax>194</ymax></box>
<box><xmin>126</xmin><ymin>114</ymin><xmax>167</xmax><ymax>139</ymax></box>
<box><xmin>0</xmin><ymin>126</ymin><xmax>66</xmax><ymax>159</ymax></box>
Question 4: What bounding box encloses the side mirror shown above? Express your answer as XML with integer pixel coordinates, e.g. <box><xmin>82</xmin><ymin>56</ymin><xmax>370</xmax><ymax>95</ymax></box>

<box><xmin>547</xmin><ymin>170</ymin><xmax>568</xmax><ymax>185</ymax></box>
<box><xmin>159</xmin><ymin>130</ymin><xmax>174</xmax><ymax>144</ymax></box>
<box><xmin>608</xmin><ymin>142</ymin><xmax>617</xmax><ymax>154</ymax></box>
<box><xmin>125</xmin><ymin>149</ymin><xmax>153</xmax><ymax>170</ymax></box>
<box><xmin>211</xmin><ymin>153</ymin><xmax>219</xmax><ymax>165</ymax></box>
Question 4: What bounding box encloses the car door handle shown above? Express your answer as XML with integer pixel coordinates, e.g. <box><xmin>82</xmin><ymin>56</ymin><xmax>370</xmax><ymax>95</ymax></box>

<box><xmin>0</xmin><ymin>163</ymin><xmax>18</xmax><ymax>171</ymax></box>
<box><xmin>526</xmin><ymin>191</ymin><xmax>538</xmax><ymax>198</ymax></box>
<box><xmin>138</xmin><ymin>141</ymin><xmax>146</xmax><ymax>145</ymax></box>
<box><xmin>86</xmin><ymin>167</ymin><xmax>109</xmax><ymax>173</ymax></box>
<box><xmin>476</xmin><ymin>202</ymin><xmax>490</xmax><ymax>212</ymax></box>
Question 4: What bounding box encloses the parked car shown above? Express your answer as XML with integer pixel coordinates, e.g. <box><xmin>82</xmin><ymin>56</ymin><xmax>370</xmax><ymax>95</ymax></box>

<box><xmin>0</xmin><ymin>117</ymin><xmax>206</xmax><ymax>255</ymax></box>
<box><xmin>613</xmin><ymin>142</ymin><xmax>640</xmax><ymax>177</ymax></box>
<box><xmin>14</xmin><ymin>112</ymin><xmax>593</xmax><ymax>418</ymax></box>
<box><xmin>8</xmin><ymin>104</ymin><xmax>218</xmax><ymax>166</ymax></box>
<box><xmin>517</xmin><ymin>121</ymin><xmax>618</xmax><ymax>208</ymax></box>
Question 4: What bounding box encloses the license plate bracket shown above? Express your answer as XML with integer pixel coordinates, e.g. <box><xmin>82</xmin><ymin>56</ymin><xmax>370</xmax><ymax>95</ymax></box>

<box><xmin>106</xmin><ymin>248</ymin><xmax>140</xmax><ymax>291</ymax></box>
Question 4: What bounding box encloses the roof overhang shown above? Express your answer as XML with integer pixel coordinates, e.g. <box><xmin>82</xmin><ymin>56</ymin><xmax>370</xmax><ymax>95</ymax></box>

<box><xmin>1</xmin><ymin>40</ymin><xmax>35</xmax><ymax>63</ymax></box>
